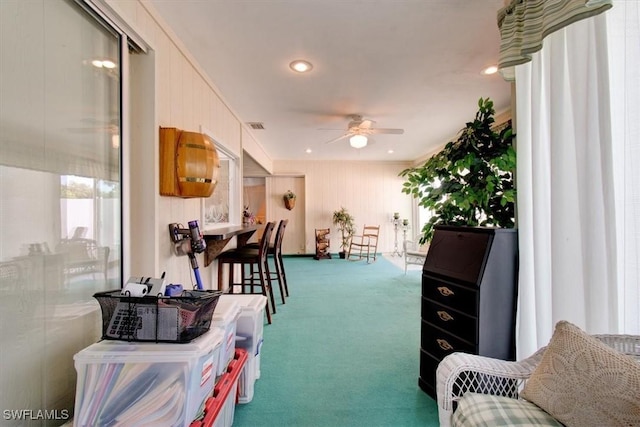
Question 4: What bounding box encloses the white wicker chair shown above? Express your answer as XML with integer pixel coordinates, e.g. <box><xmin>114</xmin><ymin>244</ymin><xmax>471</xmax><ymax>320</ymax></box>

<box><xmin>402</xmin><ymin>236</ymin><xmax>428</xmax><ymax>274</ymax></box>
<box><xmin>436</xmin><ymin>334</ymin><xmax>640</xmax><ymax>427</ymax></box>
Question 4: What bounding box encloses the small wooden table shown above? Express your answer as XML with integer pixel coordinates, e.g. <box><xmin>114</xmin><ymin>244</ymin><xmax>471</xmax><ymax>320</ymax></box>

<box><xmin>201</xmin><ymin>224</ymin><xmax>260</xmax><ymax>267</ymax></box>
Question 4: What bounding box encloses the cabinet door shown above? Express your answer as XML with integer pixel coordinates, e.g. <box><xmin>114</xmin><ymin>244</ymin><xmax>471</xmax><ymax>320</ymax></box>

<box><xmin>423</xmin><ymin>229</ymin><xmax>491</xmax><ymax>285</ymax></box>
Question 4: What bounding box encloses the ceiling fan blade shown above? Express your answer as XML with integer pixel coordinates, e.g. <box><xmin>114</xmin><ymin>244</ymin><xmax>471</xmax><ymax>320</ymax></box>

<box><xmin>324</xmin><ymin>133</ymin><xmax>350</xmax><ymax>144</ymax></box>
<box><xmin>369</xmin><ymin>128</ymin><xmax>404</xmax><ymax>135</ymax></box>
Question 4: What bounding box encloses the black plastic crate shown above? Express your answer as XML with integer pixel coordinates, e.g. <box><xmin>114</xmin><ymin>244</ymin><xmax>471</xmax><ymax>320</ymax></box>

<box><xmin>94</xmin><ymin>289</ymin><xmax>221</xmax><ymax>343</ymax></box>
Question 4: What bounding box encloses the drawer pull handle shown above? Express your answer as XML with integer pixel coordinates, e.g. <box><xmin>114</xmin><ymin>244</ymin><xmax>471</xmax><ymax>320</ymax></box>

<box><xmin>437</xmin><ymin>311</ymin><xmax>454</xmax><ymax>322</ymax></box>
<box><xmin>437</xmin><ymin>339</ymin><xmax>454</xmax><ymax>351</ymax></box>
<box><xmin>437</xmin><ymin>286</ymin><xmax>455</xmax><ymax>297</ymax></box>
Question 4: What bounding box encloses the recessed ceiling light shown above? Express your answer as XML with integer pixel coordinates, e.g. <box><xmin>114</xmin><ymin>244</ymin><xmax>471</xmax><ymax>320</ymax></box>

<box><xmin>289</xmin><ymin>60</ymin><xmax>313</xmax><ymax>73</ymax></box>
<box><xmin>91</xmin><ymin>59</ymin><xmax>117</xmax><ymax>69</ymax></box>
<box><xmin>388</xmin><ymin>149</ymin><xmax>394</xmax><ymax>154</ymax></box>
<box><xmin>481</xmin><ymin>65</ymin><xmax>498</xmax><ymax>75</ymax></box>
<box><xmin>102</xmin><ymin>60</ymin><xmax>116</xmax><ymax>69</ymax></box>
<box><xmin>305</xmin><ymin>148</ymin><xmax>312</xmax><ymax>154</ymax></box>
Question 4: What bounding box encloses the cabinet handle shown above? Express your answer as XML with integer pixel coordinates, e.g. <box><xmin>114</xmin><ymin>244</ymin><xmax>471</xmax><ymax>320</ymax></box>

<box><xmin>437</xmin><ymin>310</ymin><xmax>454</xmax><ymax>322</ymax></box>
<box><xmin>437</xmin><ymin>339</ymin><xmax>454</xmax><ymax>351</ymax></box>
<box><xmin>437</xmin><ymin>286</ymin><xmax>455</xmax><ymax>297</ymax></box>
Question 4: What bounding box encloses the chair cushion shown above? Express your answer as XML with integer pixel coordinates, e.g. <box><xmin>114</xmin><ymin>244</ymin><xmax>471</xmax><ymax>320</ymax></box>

<box><xmin>521</xmin><ymin>320</ymin><xmax>640</xmax><ymax>427</ymax></box>
<box><xmin>451</xmin><ymin>392</ymin><xmax>562</xmax><ymax>426</ymax></box>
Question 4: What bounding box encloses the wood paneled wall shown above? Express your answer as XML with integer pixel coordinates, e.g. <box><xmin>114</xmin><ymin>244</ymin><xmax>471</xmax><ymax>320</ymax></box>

<box><xmin>272</xmin><ymin>160</ymin><xmax>415</xmax><ymax>255</ymax></box>
<box><xmin>108</xmin><ymin>0</ymin><xmax>247</xmax><ymax>289</ymax></box>
<box><xmin>108</xmin><ymin>1</ymin><xmax>419</xmax><ymax>276</ymax></box>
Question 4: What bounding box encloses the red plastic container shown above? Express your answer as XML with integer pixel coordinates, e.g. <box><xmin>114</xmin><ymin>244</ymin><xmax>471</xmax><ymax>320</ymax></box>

<box><xmin>191</xmin><ymin>348</ymin><xmax>248</xmax><ymax>427</ymax></box>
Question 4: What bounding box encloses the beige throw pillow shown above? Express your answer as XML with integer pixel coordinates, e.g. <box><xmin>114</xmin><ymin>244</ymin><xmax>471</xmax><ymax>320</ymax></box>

<box><xmin>521</xmin><ymin>320</ymin><xmax>640</xmax><ymax>427</ymax></box>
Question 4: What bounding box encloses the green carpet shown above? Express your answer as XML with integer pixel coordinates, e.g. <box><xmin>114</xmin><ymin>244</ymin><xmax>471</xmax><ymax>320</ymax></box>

<box><xmin>233</xmin><ymin>256</ymin><xmax>438</xmax><ymax>427</ymax></box>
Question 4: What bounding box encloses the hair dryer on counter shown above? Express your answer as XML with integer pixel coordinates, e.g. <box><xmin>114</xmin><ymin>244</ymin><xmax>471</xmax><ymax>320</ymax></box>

<box><xmin>168</xmin><ymin>220</ymin><xmax>206</xmax><ymax>290</ymax></box>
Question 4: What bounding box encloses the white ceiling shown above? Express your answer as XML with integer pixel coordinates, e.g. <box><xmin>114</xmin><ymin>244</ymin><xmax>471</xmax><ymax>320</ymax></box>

<box><xmin>149</xmin><ymin>0</ymin><xmax>511</xmax><ymax>162</ymax></box>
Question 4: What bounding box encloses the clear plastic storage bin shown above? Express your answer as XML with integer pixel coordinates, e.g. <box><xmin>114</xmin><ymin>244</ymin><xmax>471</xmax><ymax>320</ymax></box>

<box><xmin>211</xmin><ymin>297</ymin><xmax>240</xmax><ymax>379</ymax></box>
<box><xmin>73</xmin><ymin>328</ymin><xmax>224</xmax><ymax>427</ymax></box>
<box><xmin>218</xmin><ymin>294</ymin><xmax>267</xmax><ymax>403</ymax></box>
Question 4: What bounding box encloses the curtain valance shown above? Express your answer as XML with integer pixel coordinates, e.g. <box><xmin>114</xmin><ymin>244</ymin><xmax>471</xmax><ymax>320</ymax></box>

<box><xmin>497</xmin><ymin>0</ymin><xmax>613</xmax><ymax>80</ymax></box>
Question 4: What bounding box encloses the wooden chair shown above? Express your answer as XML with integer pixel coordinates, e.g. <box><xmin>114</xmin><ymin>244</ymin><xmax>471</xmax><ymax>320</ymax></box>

<box><xmin>242</xmin><ymin>219</ymin><xmax>289</xmax><ymax>303</ymax></box>
<box><xmin>347</xmin><ymin>225</ymin><xmax>380</xmax><ymax>263</ymax></box>
<box><xmin>217</xmin><ymin>221</ymin><xmax>276</xmax><ymax>324</ymax></box>
<box><xmin>272</xmin><ymin>219</ymin><xmax>289</xmax><ymax>298</ymax></box>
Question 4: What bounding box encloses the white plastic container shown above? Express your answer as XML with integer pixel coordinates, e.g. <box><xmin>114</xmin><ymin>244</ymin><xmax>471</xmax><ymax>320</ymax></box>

<box><xmin>211</xmin><ymin>297</ymin><xmax>241</xmax><ymax>378</ymax></box>
<box><xmin>218</xmin><ymin>294</ymin><xmax>267</xmax><ymax>403</ymax></box>
<box><xmin>73</xmin><ymin>328</ymin><xmax>224</xmax><ymax>427</ymax></box>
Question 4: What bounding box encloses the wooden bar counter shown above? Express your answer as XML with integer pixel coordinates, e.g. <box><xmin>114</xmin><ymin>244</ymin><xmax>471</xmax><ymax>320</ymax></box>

<box><xmin>201</xmin><ymin>224</ymin><xmax>260</xmax><ymax>267</ymax></box>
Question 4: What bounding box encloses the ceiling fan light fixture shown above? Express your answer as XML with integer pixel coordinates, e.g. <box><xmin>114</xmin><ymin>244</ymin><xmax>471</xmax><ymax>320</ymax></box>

<box><xmin>289</xmin><ymin>60</ymin><xmax>313</xmax><ymax>73</ymax></box>
<box><xmin>349</xmin><ymin>134</ymin><xmax>368</xmax><ymax>149</ymax></box>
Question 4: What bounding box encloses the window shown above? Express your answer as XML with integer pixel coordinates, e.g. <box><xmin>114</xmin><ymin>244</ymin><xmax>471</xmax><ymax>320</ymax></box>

<box><xmin>201</xmin><ymin>128</ymin><xmax>239</xmax><ymax>228</ymax></box>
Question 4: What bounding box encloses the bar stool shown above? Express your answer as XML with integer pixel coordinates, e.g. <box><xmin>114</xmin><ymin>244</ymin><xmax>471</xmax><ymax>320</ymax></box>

<box><xmin>244</xmin><ymin>219</ymin><xmax>289</xmax><ymax>303</ymax></box>
<box><xmin>217</xmin><ymin>221</ymin><xmax>276</xmax><ymax>324</ymax></box>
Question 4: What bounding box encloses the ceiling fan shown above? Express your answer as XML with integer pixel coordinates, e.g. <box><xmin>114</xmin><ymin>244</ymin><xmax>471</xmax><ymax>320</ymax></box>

<box><xmin>321</xmin><ymin>115</ymin><xmax>404</xmax><ymax>148</ymax></box>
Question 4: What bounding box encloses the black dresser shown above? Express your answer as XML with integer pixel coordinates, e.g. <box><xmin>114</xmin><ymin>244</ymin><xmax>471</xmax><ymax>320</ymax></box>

<box><xmin>419</xmin><ymin>226</ymin><xmax>518</xmax><ymax>399</ymax></box>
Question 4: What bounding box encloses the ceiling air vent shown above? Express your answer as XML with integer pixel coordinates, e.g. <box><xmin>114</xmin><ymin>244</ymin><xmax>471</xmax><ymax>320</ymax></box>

<box><xmin>247</xmin><ymin>122</ymin><xmax>265</xmax><ymax>130</ymax></box>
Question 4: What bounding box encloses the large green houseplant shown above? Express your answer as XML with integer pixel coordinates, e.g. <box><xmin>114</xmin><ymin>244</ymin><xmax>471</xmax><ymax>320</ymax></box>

<box><xmin>400</xmin><ymin>97</ymin><xmax>516</xmax><ymax>244</ymax></box>
<box><xmin>332</xmin><ymin>207</ymin><xmax>355</xmax><ymax>258</ymax></box>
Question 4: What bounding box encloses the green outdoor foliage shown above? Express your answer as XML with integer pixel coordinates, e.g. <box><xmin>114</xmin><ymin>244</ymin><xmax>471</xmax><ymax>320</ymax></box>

<box><xmin>399</xmin><ymin>97</ymin><xmax>516</xmax><ymax>243</ymax></box>
<box><xmin>61</xmin><ymin>181</ymin><xmax>119</xmax><ymax>199</ymax></box>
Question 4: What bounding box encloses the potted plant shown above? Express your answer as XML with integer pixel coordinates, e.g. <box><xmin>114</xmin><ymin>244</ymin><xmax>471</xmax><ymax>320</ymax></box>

<box><xmin>283</xmin><ymin>190</ymin><xmax>296</xmax><ymax>210</ymax></box>
<box><xmin>400</xmin><ymin>97</ymin><xmax>516</xmax><ymax>243</ymax></box>
<box><xmin>332</xmin><ymin>207</ymin><xmax>355</xmax><ymax>258</ymax></box>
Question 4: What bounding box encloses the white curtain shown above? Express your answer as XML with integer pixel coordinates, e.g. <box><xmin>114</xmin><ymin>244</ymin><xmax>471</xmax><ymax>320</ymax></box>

<box><xmin>514</xmin><ymin>12</ymin><xmax>621</xmax><ymax>358</ymax></box>
<box><xmin>608</xmin><ymin>1</ymin><xmax>640</xmax><ymax>336</ymax></box>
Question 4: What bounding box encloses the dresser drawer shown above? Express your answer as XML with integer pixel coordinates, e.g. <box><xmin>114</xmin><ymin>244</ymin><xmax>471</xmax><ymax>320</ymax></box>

<box><xmin>422</xmin><ymin>276</ymin><xmax>478</xmax><ymax>316</ymax></box>
<box><xmin>421</xmin><ymin>320</ymin><xmax>476</xmax><ymax>360</ymax></box>
<box><xmin>421</xmin><ymin>298</ymin><xmax>477</xmax><ymax>344</ymax></box>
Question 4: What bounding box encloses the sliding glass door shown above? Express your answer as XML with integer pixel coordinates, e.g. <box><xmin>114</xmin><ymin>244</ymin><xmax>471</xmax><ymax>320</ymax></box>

<box><xmin>0</xmin><ymin>0</ymin><xmax>121</xmax><ymax>420</ymax></box>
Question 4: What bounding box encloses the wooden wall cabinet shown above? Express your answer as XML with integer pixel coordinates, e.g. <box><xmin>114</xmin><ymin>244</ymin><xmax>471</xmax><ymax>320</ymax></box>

<box><xmin>419</xmin><ymin>225</ymin><xmax>518</xmax><ymax>399</ymax></box>
<box><xmin>159</xmin><ymin>127</ymin><xmax>220</xmax><ymax>198</ymax></box>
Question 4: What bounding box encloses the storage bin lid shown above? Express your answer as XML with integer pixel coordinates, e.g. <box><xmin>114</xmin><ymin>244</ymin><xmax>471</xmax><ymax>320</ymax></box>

<box><xmin>219</xmin><ymin>295</ymin><xmax>267</xmax><ymax>312</ymax></box>
<box><xmin>212</xmin><ymin>298</ymin><xmax>241</xmax><ymax>324</ymax></box>
<box><xmin>74</xmin><ymin>328</ymin><xmax>224</xmax><ymax>364</ymax></box>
